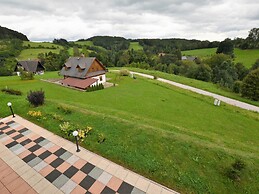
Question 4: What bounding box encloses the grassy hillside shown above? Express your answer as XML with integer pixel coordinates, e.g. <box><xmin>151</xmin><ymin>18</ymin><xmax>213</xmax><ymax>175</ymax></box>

<box><xmin>118</xmin><ymin>67</ymin><xmax>259</xmax><ymax>107</ymax></box>
<box><xmin>182</xmin><ymin>48</ymin><xmax>259</xmax><ymax>68</ymax></box>
<box><xmin>129</xmin><ymin>42</ymin><xmax>143</xmax><ymax>50</ymax></box>
<box><xmin>23</xmin><ymin>41</ymin><xmax>63</xmax><ymax>49</ymax></box>
<box><xmin>18</xmin><ymin>48</ymin><xmax>60</xmax><ymax>60</ymax></box>
<box><xmin>0</xmin><ymin>72</ymin><xmax>258</xmax><ymax>193</ymax></box>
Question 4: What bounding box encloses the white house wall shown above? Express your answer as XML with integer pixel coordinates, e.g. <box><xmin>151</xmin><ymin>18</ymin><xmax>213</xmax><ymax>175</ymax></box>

<box><xmin>90</xmin><ymin>74</ymin><xmax>106</xmax><ymax>87</ymax></box>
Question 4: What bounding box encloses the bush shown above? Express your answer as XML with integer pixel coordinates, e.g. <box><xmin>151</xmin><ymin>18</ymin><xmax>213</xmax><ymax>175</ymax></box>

<box><xmin>119</xmin><ymin>69</ymin><xmax>130</xmax><ymax>76</ymax></box>
<box><xmin>98</xmin><ymin>133</ymin><xmax>106</xmax><ymax>143</ymax></box>
<box><xmin>241</xmin><ymin>68</ymin><xmax>259</xmax><ymax>101</ymax></box>
<box><xmin>87</xmin><ymin>84</ymin><xmax>104</xmax><ymax>92</ymax></box>
<box><xmin>27</xmin><ymin>89</ymin><xmax>45</xmax><ymax>107</ymax></box>
<box><xmin>20</xmin><ymin>69</ymin><xmax>34</xmax><ymax>80</ymax></box>
<box><xmin>57</xmin><ymin>105</ymin><xmax>72</xmax><ymax>114</ymax></box>
<box><xmin>225</xmin><ymin>159</ymin><xmax>246</xmax><ymax>181</ymax></box>
<box><xmin>1</xmin><ymin>88</ymin><xmax>22</xmax><ymax>95</ymax></box>
<box><xmin>233</xmin><ymin>81</ymin><xmax>242</xmax><ymax>93</ymax></box>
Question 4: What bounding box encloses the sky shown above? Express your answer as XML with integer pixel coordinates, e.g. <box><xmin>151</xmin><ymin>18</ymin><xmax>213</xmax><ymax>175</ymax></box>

<box><xmin>0</xmin><ymin>0</ymin><xmax>258</xmax><ymax>42</ymax></box>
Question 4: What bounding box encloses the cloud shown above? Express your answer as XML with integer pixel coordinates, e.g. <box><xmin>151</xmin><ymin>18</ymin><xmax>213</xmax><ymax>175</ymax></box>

<box><xmin>0</xmin><ymin>0</ymin><xmax>258</xmax><ymax>41</ymax></box>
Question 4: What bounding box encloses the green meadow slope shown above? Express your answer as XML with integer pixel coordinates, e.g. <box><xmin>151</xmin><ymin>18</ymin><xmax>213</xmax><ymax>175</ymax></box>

<box><xmin>0</xmin><ymin>72</ymin><xmax>258</xmax><ymax>193</ymax></box>
<box><xmin>182</xmin><ymin>48</ymin><xmax>259</xmax><ymax>68</ymax></box>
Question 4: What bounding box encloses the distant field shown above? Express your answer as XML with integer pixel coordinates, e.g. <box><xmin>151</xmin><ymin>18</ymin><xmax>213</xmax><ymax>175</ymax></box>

<box><xmin>182</xmin><ymin>48</ymin><xmax>216</xmax><ymax>57</ymax></box>
<box><xmin>129</xmin><ymin>42</ymin><xmax>143</xmax><ymax>50</ymax></box>
<box><xmin>23</xmin><ymin>41</ymin><xmax>63</xmax><ymax>49</ymax></box>
<box><xmin>0</xmin><ymin>72</ymin><xmax>258</xmax><ymax>193</ymax></box>
<box><xmin>67</xmin><ymin>47</ymin><xmax>83</xmax><ymax>56</ymax></box>
<box><xmin>234</xmin><ymin>48</ymin><xmax>259</xmax><ymax>68</ymax></box>
<box><xmin>18</xmin><ymin>48</ymin><xmax>60</xmax><ymax>60</ymax></box>
<box><xmin>182</xmin><ymin>48</ymin><xmax>259</xmax><ymax>68</ymax></box>
<box><xmin>74</xmin><ymin>40</ymin><xmax>93</xmax><ymax>46</ymax></box>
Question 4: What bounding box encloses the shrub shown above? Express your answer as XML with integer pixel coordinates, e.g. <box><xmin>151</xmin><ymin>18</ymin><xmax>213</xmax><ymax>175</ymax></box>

<box><xmin>20</xmin><ymin>69</ymin><xmax>34</xmax><ymax>80</ymax></box>
<box><xmin>87</xmin><ymin>84</ymin><xmax>104</xmax><ymax>92</ymax></box>
<box><xmin>1</xmin><ymin>88</ymin><xmax>22</xmax><ymax>95</ymax></box>
<box><xmin>225</xmin><ymin>159</ymin><xmax>246</xmax><ymax>181</ymax></box>
<box><xmin>27</xmin><ymin>89</ymin><xmax>45</xmax><ymax>107</ymax></box>
<box><xmin>52</xmin><ymin>113</ymin><xmax>64</xmax><ymax>122</ymax></box>
<box><xmin>233</xmin><ymin>81</ymin><xmax>242</xmax><ymax>93</ymax></box>
<box><xmin>153</xmin><ymin>75</ymin><xmax>158</xmax><ymax>80</ymax></box>
<box><xmin>57</xmin><ymin>105</ymin><xmax>72</xmax><ymax>114</ymax></box>
<box><xmin>27</xmin><ymin>110</ymin><xmax>42</xmax><ymax>119</ymax></box>
<box><xmin>98</xmin><ymin>133</ymin><xmax>106</xmax><ymax>143</ymax></box>
<box><xmin>241</xmin><ymin>68</ymin><xmax>259</xmax><ymax>101</ymax></box>
<box><xmin>119</xmin><ymin>69</ymin><xmax>130</xmax><ymax>76</ymax></box>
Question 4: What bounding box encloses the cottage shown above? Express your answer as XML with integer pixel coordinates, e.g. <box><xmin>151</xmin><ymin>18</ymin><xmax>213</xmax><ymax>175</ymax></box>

<box><xmin>181</xmin><ymin>56</ymin><xmax>197</xmax><ymax>61</ymax></box>
<box><xmin>15</xmin><ymin>60</ymin><xmax>45</xmax><ymax>75</ymax></box>
<box><xmin>59</xmin><ymin>57</ymin><xmax>107</xmax><ymax>90</ymax></box>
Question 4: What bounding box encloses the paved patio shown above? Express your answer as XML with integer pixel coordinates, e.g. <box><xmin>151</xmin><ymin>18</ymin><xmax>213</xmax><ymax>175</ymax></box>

<box><xmin>0</xmin><ymin>115</ymin><xmax>178</xmax><ymax>194</ymax></box>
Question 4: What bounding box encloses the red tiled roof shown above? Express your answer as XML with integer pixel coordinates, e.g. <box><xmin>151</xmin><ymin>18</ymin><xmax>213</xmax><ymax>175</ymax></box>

<box><xmin>60</xmin><ymin>77</ymin><xmax>97</xmax><ymax>89</ymax></box>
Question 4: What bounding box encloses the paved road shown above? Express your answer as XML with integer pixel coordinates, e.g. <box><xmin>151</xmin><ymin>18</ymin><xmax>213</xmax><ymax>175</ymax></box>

<box><xmin>130</xmin><ymin>71</ymin><xmax>259</xmax><ymax>113</ymax></box>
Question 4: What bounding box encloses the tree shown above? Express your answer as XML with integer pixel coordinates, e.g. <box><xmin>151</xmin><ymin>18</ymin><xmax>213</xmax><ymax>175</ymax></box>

<box><xmin>235</xmin><ymin>63</ymin><xmax>248</xmax><ymax>80</ymax></box>
<box><xmin>212</xmin><ymin>60</ymin><xmax>238</xmax><ymax>88</ymax></box>
<box><xmin>194</xmin><ymin>64</ymin><xmax>212</xmax><ymax>82</ymax></box>
<box><xmin>241</xmin><ymin>68</ymin><xmax>259</xmax><ymax>101</ymax></box>
<box><xmin>250</xmin><ymin>59</ymin><xmax>259</xmax><ymax>71</ymax></box>
<box><xmin>216</xmin><ymin>38</ymin><xmax>234</xmax><ymax>56</ymax></box>
<box><xmin>246</xmin><ymin>28</ymin><xmax>259</xmax><ymax>49</ymax></box>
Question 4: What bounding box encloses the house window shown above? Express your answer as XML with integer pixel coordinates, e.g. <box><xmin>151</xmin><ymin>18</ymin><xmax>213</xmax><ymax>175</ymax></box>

<box><xmin>99</xmin><ymin>76</ymin><xmax>102</xmax><ymax>81</ymax></box>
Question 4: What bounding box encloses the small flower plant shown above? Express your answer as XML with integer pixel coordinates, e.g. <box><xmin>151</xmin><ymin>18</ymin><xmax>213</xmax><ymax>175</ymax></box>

<box><xmin>59</xmin><ymin>122</ymin><xmax>92</xmax><ymax>142</ymax></box>
<box><xmin>27</xmin><ymin>110</ymin><xmax>42</xmax><ymax>120</ymax></box>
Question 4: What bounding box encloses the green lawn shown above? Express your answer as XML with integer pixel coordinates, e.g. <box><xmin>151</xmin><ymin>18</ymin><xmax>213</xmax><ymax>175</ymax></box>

<box><xmin>129</xmin><ymin>42</ymin><xmax>143</xmax><ymax>50</ymax></box>
<box><xmin>0</xmin><ymin>72</ymin><xmax>259</xmax><ymax>193</ymax></box>
<box><xmin>182</xmin><ymin>48</ymin><xmax>259</xmax><ymax>68</ymax></box>
<box><xmin>18</xmin><ymin>48</ymin><xmax>60</xmax><ymax>60</ymax></box>
<box><xmin>118</xmin><ymin>67</ymin><xmax>259</xmax><ymax>107</ymax></box>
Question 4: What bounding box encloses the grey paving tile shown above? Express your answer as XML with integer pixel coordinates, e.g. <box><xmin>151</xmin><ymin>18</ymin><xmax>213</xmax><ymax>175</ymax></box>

<box><xmin>131</xmin><ymin>187</ymin><xmax>146</xmax><ymax>194</ymax></box>
<box><xmin>10</xmin><ymin>144</ymin><xmax>23</xmax><ymax>152</ymax></box>
<box><xmin>22</xmin><ymin>130</ymin><xmax>31</xmax><ymax>136</ymax></box>
<box><xmin>0</xmin><ymin>135</ymin><xmax>10</xmax><ymax>142</ymax></box>
<box><xmin>0</xmin><ymin>133</ymin><xmax>7</xmax><ymax>139</ymax></box>
<box><xmin>27</xmin><ymin>157</ymin><xmax>42</xmax><ymax>167</ymax></box>
<box><xmin>98</xmin><ymin>171</ymin><xmax>112</xmax><ymax>185</ymax></box>
<box><xmin>13</xmin><ymin>146</ymin><xmax>26</xmax><ymax>155</ymax></box>
<box><xmin>9</xmin><ymin>123</ymin><xmax>20</xmax><ymax>128</ymax></box>
<box><xmin>52</xmin><ymin>174</ymin><xmax>69</xmax><ymax>189</ymax></box>
<box><xmin>60</xmin><ymin>151</ymin><xmax>73</xmax><ymax>161</ymax></box>
<box><xmin>66</xmin><ymin>155</ymin><xmax>79</xmax><ymax>165</ymax></box>
<box><xmin>60</xmin><ymin>179</ymin><xmax>77</xmax><ymax>194</ymax></box>
<box><xmin>33</xmin><ymin>160</ymin><xmax>48</xmax><ymax>172</ymax></box>
<box><xmin>42</xmin><ymin>142</ymin><xmax>55</xmax><ymax>149</ymax></box>
<box><xmin>38</xmin><ymin>139</ymin><xmax>50</xmax><ymax>146</ymax></box>
<box><xmin>88</xmin><ymin>166</ymin><xmax>103</xmax><ymax>179</ymax></box>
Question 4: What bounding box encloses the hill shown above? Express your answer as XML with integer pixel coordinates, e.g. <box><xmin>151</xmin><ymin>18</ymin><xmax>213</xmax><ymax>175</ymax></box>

<box><xmin>0</xmin><ymin>26</ymin><xmax>28</xmax><ymax>41</ymax></box>
<box><xmin>0</xmin><ymin>72</ymin><xmax>258</xmax><ymax>193</ymax></box>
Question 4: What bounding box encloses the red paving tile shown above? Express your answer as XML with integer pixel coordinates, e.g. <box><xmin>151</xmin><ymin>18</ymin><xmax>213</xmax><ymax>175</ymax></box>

<box><xmin>71</xmin><ymin>171</ymin><xmax>87</xmax><ymax>184</ymax></box>
<box><xmin>5</xmin><ymin>177</ymin><xmax>25</xmax><ymax>192</ymax></box>
<box><xmin>34</xmin><ymin>147</ymin><xmax>46</xmax><ymax>156</ymax></box>
<box><xmin>0</xmin><ymin>186</ymin><xmax>11</xmax><ymax>194</ymax></box>
<box><xmin>9</xmin><ymin>132</ymin><xmax>20</xmax><ymax>138</ymax></box>
<box><xmin>44</xmin><ymin>154</ymin><xmax>58</xmax><ymax>164</ymax></box>
<box><xmin>1</xmin><ymin>172</ymin><xmax>19</xmax><ymax>185</ymax></box>
<box><xmin>71</xmin><ymin>185</ymin><xmax>87</xmax><ymax>194</ymax></box>
<box><xmin>24</xmin><ymin>142</ymin><xmax>37</xmax><ymax>149</ymax></box>
<box><xmin>56</xmin><ymin>161</ymin><xmax>71</xmax><ymax>173</ymax></box>
<box><xmin>88</xmin><ymin>180</ymin><xmax>105</xmax><ymax>194</ymax></box>
<box><xmin>107</xmin><ymin>176</ymin><xmax>123</xmax><ymax>191</ymax></box>
<box><xmin>73</xmin><ymin>159</ymin><xmax>87</xmax><ymax>169</ymax></box>
<box><xmin>39</xmin><ymin>165</ymin><xmax>55</xmax><ymax>177</ymax></box>
<box><xmin>18</xmin><ymin>150</ymin><xmax>31</xmax><ymax>159</ymax></box>
<box><xmin>48</xmin><ymin>145</ymin><xmax>60</xmax><ymax>153</ymax></box>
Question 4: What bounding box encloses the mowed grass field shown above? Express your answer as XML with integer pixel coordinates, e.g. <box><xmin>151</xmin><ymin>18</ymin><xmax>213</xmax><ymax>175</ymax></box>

<box><xmin>182</xmin><ymin>48</ymin><xmax>259</xmax><ymax>68</ymax></box>
<box><xmin>0</xmin><ymin>72</ymin><xmax>259</xmax><ymax>193</ymax></box>
<box><xmin>129</xmin><ymin>42</ymin><xmax>143</xmax><ymax>50</ymax></box>
<box><xmin>18</xmin><ymin>48</ymin><xmax>60</xmax><ymax>60</ymax></box>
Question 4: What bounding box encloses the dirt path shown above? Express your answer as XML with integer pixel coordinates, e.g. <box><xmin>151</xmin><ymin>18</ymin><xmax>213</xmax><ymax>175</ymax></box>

<box><xmin>130</xmin><ymin>71</ymin><xmax>259</xmax><ymax>113</ymax></box>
